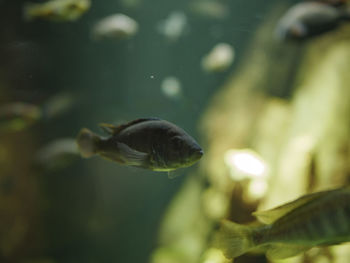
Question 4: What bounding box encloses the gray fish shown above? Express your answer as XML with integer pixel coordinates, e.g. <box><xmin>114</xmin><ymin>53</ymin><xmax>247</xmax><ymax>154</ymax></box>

<box><xmin>76</xmin><ymin>118</ymin><xmax>203</xmax><ymax>172</ymax></box>
<box><xmin>275</xmin><ymin>2</ymin><xmax>350</xmax><ymax>41</ymax></box>
<box><xmin>214</xmin><ymin>186</ymin><xmax>350</xmax><ymax>260</ymax></box>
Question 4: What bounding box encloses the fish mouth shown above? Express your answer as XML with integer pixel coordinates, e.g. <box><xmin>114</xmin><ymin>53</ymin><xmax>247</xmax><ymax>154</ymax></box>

<box><xmin>194</xmin><ymin>148</ymin><xmax>204</xmax><ymax>159</ymax></box>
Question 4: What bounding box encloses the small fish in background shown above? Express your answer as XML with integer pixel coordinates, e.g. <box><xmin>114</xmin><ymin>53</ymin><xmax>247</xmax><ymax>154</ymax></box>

<box><xmin>188</xmin><ymin>0</ymin><xmax>229</xmax><ymax>20</ymax></box>
<box><xmin>76</xmin><ymin>118</ymin><xmax>203</xmax><ymax>174</ymax></box>
<box><xmin>275</xmin><ymin>2</ymin><xmax>350</xmax><ymax>42</ymax></box>
<box><xmin>160</xmin><ymin>77</ymin><xmax>199</xmax><ymax>112</ymax></box>
<box><xmin>0</xmin><ymin>93</ymin><xmax>75</xmax><ymax>133</ymax></box>
<box><xmin>161</xmin><ymin>76</ymin><xmax>183</xmax><ymax>101</ymax></box>
<box><xmin>23</xmin><ymin>0</ymin><xmax>91</xmax><ymax>22</ymax></box>
<box><xmin>35</xmin><ymin>138</ymin><xmax>79</xmax><ymax>171</ymax></box>
<box><xmin>201</xmin><ymin>43</ymin><xmax>234</xmax><ymax>72</ymax></box>
<box><xmin>0</xmin><ymin>102</ymin><xmax>42</xmax><ymax>132</ymax></box>
<box><xmin>42</xmin><ymin>92</ymin><xmax>75</xmax><ymax>119</ymax></box>
<box><xmin>91</xmin><ymin>14</ymin><xmax>139</xmax><ymax>41</ymax></box>
<box><xmin>157</xmin><ymin>11</ymin><xmax>188</xmax><ymax>42</ymax></box>
<box><xmin>214</xmin><ymin>186</ymin><xmax>350</xmax><ymax>260</ymax></box>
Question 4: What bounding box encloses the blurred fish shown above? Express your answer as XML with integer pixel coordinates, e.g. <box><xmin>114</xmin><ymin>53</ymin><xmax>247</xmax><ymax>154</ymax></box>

<box><xmin>23</xmin><ymin>0</ymin><xmax>91</xmax><ymax>22</ymax></box>
<box><xmin>76</xmin><ymin>118</ymin><xmax>203</xmax><ymax>173</ymax></box>
<box><xmin>214</xmin><ymin>186</ymin><xmax>350</xmax><ymax>260</ymax></box>
<box><xmin>42</xmin><ymin>92</ymin><xmax>75</xmax><ymax>119</ymax></box>
<box><xmin>160</xmin><ymin>77</ymin><xmax>200</xmax><ymax>113</ymax></box>
<box><xmin>189</xmin><ymin>0</ymin><xmax>229</xmax><ymax>19</ymax></box>
<box><xmin>161</xmin><ymin>76</ymin><xmax>183</xmax><ymax>101</ymax></box>
<box><xmin>0</xmin><ymin>102</ymin><xmax>42</xmax><ymax>132</ymax></box>
<box><xmin>201</xmin><ymin>43</ymin><xmax>234</xmax><ymax>72</ymax></box>
<box><xmin>91</xmin><ymin>14</ymin><xmax>139</xmax><ymax>41</ymax></box>
<box><xmin>35</xmin><ymin>138</ymin><xmax>79</xmax><ymax>171</ymax></box>
<box><xmin>157</xmin><ymin>11</ymin><xmax>188</xmax><ymax>42</ymax></box>
<box><xmin>0</xmin><ymin>93</ymin><xmax>75</xmax><ymax>133</ymax></box>
<box><xmin>275</xmin><ymin>2</ymin><xmax>350</xmax><ymax>41</ymax></box>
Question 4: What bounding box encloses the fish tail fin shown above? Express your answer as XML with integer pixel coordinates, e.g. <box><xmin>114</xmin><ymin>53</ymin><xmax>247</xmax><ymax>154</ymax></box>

<box><xmin>213</xmin><ymin>220</ymin><xmax>258</xmax><ymax>259</ymax></box>
<box><xmin>76</xmin><ymin>128</ymin><xmax>100</xmax><ymax>158</ymax></box>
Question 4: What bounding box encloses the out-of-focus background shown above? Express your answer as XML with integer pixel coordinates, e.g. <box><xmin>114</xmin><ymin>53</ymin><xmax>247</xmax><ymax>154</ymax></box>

<box><xmin>1</xmin><ymin>0</ymin><xmax>350</xmax><ymax>262</ymax></box>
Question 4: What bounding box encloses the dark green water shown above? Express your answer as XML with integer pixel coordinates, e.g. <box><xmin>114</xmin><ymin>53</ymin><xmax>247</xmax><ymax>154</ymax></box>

<box><xmin>0</xmin><ymin>0</ymin><xmax>298</xmax><ymax>262</ymax></box>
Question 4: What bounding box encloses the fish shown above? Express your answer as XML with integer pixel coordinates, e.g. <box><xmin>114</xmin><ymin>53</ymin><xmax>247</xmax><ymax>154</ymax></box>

<box><xmin>275</xmin><ymin>2</ymin><xmax>350</xmax><ymax>41</ymax></box>
<box><xmin>161</xmin><ymin>76</ymin><xmax>183</xmax><ymax>101</ymax></box>
<box><xmin>42</xmin><ymin>92</ymin><xmax>75</xmax><ymax>119</ymax></box>
<box><xmin>23</xmin><ymin>0</ymin><xmax>91</xmax><ymax>22</ymax></box>
<box><xmin>157</xmin><ymin>11</ymin><xmax>188</xmax><ymax>42</ymax></box>
<box><xmin>214</xmin><ymin>186</ymin><xmax>350</xmax><ymax>260</ymax></box>
<box><xmin>0</xmin><ymin>102</ymin><xmax>42</xmax><ymax>132</ymax></box>
<box><xmin>201</xmin><ymin>43</ymin><xmax>234</xmax><ymax>72</ymax></box>
<box><xmin>0</xmin><ymin>93</ymin><xmax>75</xmax><ymax>133</ymax></box>
<box><xmin>91</xmin><ymin>14</ymin><xmax>139</xmax><ymax>41</ymax></box>
<box><xmin>76</xmin><ymin>118</ymin><xmax>203</xmax><ymax>173</ymax></box>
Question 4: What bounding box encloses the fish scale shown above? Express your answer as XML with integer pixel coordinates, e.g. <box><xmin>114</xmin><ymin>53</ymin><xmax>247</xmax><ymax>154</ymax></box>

<box><xmin>214</xmin><ymin>186</ymin><xmax>350</xmax><ymax>260</ymax></box>
<box><xmin>306</xmin><ymin>218</ymin><xmax>319</xmax><ymax>239</ymax></box>
<box><xmin>310</xmin><ymin>213</ymin><xmax>327</xmax><ymax>239</ymax></box>
<box><xmin>338</xmin><ymin>203</ymin><xmax>350</xmax><ymax>232</ymax></box>
<box><xmin>267</xmin><ymin>206</ymin><xmax>317</xmax><ymax>242</ymax></box>
<box><xmin>334</xmin><ymin>208</ymin><xmax>348</xmax><ymax>234</ymax></box>
<box><xmin>320</xmin><ymin>211</ymin><xmax>335</xmax><ymax>237</ymax></box>
<box><xmin>270</xmin><ymin>190</ymin><xmax>350</xmax><ymax>245</ymax></box>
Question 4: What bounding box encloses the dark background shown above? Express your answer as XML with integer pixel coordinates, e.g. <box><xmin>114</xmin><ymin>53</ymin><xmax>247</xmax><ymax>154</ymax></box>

<box><xmin>0</xmin><ymin>0</ymin><xmax>297</xmax><ymax>262</ymax></box>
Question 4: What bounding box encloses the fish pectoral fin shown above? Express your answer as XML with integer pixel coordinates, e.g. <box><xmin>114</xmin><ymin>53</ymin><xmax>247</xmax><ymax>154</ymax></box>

<box><xmin>112</xmin><ymin>118</ymin><xmax>162</xmax><ymax>134</ymax></box>
<box><xmin>266</xmin><ymin>243</ymin><xmax>311</xmax><ymax>260</ymax></box>
<box><xmin>99</xmin><ymin>123</ymin><xmax>118</xmax><ymax>135</ymax></box>
<box><xmin>99</xmin><ymin>118</ymin><xmax>161</xmax><ymax>135</ymax></box>
<box><xmin>253</xmin><ymin>191</ymin><xmax>328</xmax><ymax>224</ymax></box>
<box><xmin>117</xmin><ymin>142</ymin><xmax>148</xmax><ymax>166</ymax></box>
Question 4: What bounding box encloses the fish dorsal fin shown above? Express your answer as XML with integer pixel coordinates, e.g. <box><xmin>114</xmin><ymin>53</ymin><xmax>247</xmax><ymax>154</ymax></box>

<box><xmin>99</xmin><ymin>123</ymin><xmax>118</xmax><ymax>134</ymax></box>
<box><xmin>99</xmin><ymin>118</ymin><xmax>161</xmax><ymax>135</ymax></box>
<box><xmin>253</xmin><ymin>191</ymin><xmax>327</xmax><ymax>224</ymax></box>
